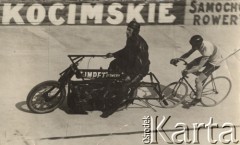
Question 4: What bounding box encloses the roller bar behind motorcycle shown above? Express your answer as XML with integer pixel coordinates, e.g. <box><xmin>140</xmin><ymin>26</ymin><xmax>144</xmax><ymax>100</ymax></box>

<box><xmin>26</xmin><ymin>55</ymin><xmax>173</xmax><ymax>114</ymax></box>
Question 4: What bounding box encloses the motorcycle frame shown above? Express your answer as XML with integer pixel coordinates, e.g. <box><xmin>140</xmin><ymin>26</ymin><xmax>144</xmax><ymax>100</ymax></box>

<box><xmin>56</xmin><ymin>55</ymin><xmax>165</xmax><ymax>108</ymax></box>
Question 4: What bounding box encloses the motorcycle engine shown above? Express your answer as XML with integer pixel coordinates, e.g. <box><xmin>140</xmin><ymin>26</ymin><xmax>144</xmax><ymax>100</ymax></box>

<box><xmin>68</xmin><ymin>83</ymin><xmax>106</xmax><ymax>111</ymax></box>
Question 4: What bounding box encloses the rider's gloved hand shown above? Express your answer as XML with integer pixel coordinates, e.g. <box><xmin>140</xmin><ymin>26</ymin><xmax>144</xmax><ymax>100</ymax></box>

<box><xmin>122</xmin><ymin>75</ymin><xmax>133</xmax><ymax>89</ymax></box>
<box><xmin>124</xmin><ymin>75</ymin><xmax>131</xmax><ymax>82</ymax></box>
<box><xmin>182</xmin><ymin>69</ymin><xmax>188</xmax><ymax>77</ymax></box>
<box><xmin>130</xmin><ymin>74</ymin><xmax>143</xmax><ymax>84</ymax></box>
<box><xmin>170</xmin><ymin>58</ymin><xmax>179</xmax><ymax>66</ymax></box>
<box><xmin>125</xmin><ymin>74</ymin><xmax>143</xmax><ymax>88</ymax></box>
<box><xmin>106</xmin><ymin>53</ymin><xmax>113</xmax><ymax>58</ymax></box>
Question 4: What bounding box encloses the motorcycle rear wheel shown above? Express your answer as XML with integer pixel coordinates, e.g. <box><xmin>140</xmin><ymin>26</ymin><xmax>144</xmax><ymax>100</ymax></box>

<box><xmin>26</xmin><ymin>80</ymin><xmax>66</xmax><ymax>113</ymax></box>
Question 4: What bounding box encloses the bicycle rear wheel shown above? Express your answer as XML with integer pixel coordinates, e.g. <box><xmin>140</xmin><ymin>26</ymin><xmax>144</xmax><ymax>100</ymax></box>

<box><xmin>160</xmin><ymin>82</ymin><xmax>188</xmax><ymax>108</ymax></box>
<box><xmin>201</xmin><ymin>76</ymin><xmax>231</xmax><ymax>107</ymax></box>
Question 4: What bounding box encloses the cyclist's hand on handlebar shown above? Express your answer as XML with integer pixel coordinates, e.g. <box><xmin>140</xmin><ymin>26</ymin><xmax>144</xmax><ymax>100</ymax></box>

<box><xmin>170</xmin><ymin>58</ymin><xmax>179</xmax><ymax>66</ymax></box>
<box><xmin>182</xmin><ymin>69</ymin><xmax>189</xmax><ymax>77</ymax></box>
<box><xmin>106</xmin><ymin>53</ymin><xmax>113</xmax><ymax>58</ymax></box>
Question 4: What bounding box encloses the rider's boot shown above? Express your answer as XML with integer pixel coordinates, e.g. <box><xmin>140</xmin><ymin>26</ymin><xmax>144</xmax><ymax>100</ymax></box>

<box><xmin>100</xmin><ymin>94</ymin><xmax>123</xmax><ymax>118</ymax></box>
<box><xmin>100</xmin><ymin>107</ymin><xmax>118</xmax><ymax>118</ymax></box>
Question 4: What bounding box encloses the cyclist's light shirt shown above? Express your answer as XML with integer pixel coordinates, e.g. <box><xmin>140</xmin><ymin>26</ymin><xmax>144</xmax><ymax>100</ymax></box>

<box><xmin>198</xmin><ymin>41</ymin><xmax>222</xmax><ymax>66</ymax></box>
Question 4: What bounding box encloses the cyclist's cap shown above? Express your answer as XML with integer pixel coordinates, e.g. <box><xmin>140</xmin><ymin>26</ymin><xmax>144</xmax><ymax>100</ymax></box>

<box><xmin>189</xmin><ymin>35</ymin><xmax>203</xmax><ymax>46</ymax></box>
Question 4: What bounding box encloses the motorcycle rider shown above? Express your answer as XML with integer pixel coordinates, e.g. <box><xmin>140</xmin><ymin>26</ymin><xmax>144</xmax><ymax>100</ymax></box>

<box><xmin>106</xmin><ymin>20</ymin><xmax>150</xmax><ymax>82</ymax></box>
<box><xmin>102</xmin><ymin>20</ymin><xmax>150</xmax><ymax>118</ymax></box>
<box><xmin>170</xmin><ymin>35</ymin><xmax>222</xmax><ymax>106</ymax></box>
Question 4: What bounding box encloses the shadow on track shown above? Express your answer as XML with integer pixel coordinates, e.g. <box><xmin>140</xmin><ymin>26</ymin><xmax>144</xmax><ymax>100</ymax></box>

<box><xmin>15</xmin><ymin>100</ymin><xmax>70</xmax><ymax>114</ymax></box>
<box><xmin>15</xmin><ymin>101</ymin><xmax>33</xmax><ymax>113</ymax></box>
<box><xmin>15</xmin><ymin>85</ymin><xmax>170</xmax><ymax>115</ymax></box>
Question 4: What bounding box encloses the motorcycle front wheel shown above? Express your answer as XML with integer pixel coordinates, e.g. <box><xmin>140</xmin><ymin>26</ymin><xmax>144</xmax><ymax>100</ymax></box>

<box><xmin>26</xmin><ymin>80</ymin><xmax>66</xmax><ymax>113</ymax></box>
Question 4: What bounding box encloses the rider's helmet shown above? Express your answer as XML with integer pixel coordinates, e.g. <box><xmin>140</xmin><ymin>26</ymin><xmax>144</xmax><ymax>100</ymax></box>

<box><xmin>127</xmin><ymin>20</ymin><xmax>140</xmax><ymax>35</ymax></box>
<box><xmin>189</xmin><ymin>35</ymin><xmax>203</xmax><ymax>46</ymax></box>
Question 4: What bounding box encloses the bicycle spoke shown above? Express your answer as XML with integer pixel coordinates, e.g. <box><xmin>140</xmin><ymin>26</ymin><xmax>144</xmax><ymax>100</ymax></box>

<box><xmin>202</xmin><ymin>92</ymin><xmax>216</xmax><ymax>95</ymax></box>
<box><xmin>166</xmin><ymin>96</ymin><xmax>182</xmax><ymax>103</ymax></box>
<box><xmin>160</xmin><ymin>82</ymin><xmax>188</xmax><ymax>108</ymax></box>
<box><xmin>202</xmin><ymin>96</ymin><xmax>218</xmax><ymax>105</ymax></box>
<box><xmin>201</xmin><ymin>76</ymin><xmax>231</xmax><ymax>107</ymax></box>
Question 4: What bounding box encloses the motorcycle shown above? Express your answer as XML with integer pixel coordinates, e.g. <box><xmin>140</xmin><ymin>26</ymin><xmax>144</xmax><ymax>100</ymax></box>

<box><xmin>26</xmin><ymin>55</ymin><xmax>136</xmax><ymax>114</ymax></box>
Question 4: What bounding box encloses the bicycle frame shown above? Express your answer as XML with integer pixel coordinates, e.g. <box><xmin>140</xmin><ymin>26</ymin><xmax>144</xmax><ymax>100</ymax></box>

<box><xmin>177</xmin><ymin>74</ymin><xmax>217</xmax><ymax>96</ymax></box>
<box><xmin>172</xmin><ymin>58</ymin><xmax>219</xmax><ymax>96</ymax></box>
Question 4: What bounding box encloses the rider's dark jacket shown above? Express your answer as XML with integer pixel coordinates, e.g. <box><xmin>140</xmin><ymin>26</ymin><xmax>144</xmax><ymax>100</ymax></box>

<box><xmin>112</xmin><ymin>34</ymin><xmax>150</xmax><ymax>78</ymax></box>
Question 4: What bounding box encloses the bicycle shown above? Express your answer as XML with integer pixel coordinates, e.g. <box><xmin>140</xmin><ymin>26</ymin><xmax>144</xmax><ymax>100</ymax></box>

<box><xmin>159</xmin><ymin>58</ymin><xmax>232</xmax><ymax>108</ymax></box>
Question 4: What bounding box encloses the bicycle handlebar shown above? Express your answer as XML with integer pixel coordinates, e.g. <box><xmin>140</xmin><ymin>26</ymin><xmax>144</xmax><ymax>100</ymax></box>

<box><xmin>177</xmin><ymin>58</ymin><xmax>188</xmax><ymax>65</ymax></box>
<box><xmin>176</xmin><ymin>58</ymin><xmax>189</xmax><ymax>78</ymax></box>
<box><xmin>171</xmin><ymin>58</ymin><xmax>189</xmax><ymax>78</ymax></box>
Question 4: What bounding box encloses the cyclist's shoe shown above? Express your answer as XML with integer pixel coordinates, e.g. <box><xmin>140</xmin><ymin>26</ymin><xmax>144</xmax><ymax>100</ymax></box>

<box><xmin>190</xmin><ymin>98</ymin><xmax>201</xmax><ymax>106</ymax></box>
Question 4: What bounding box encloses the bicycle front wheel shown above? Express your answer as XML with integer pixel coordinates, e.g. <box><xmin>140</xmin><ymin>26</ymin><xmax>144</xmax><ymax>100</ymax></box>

<box><xmin>201</xmin><ymin>76</ymin><xmax>231</xmax><ymax>107</ymax></box>
<box><xmin>160</xmin><ymin>82</ymin><xmax>188</xmax><ymax>108</ymax></box>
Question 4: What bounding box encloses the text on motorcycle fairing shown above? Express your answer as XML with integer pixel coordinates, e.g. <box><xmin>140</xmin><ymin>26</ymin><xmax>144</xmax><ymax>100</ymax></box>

<box><xmin>81</xmin><ymin>71</ymin><xmax>121</xmax><ymax>78</ymax></box>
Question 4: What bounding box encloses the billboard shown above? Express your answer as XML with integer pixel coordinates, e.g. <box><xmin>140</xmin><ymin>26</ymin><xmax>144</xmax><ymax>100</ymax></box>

<box><xmin>0</xmin><ymin>0</ymin><xmax>186</xmax><ymax>25</ymax></box>
<box><xmin>185</xmin><ymin>0</ymin><xmax>240</xmax><ymax>25</ymax></box>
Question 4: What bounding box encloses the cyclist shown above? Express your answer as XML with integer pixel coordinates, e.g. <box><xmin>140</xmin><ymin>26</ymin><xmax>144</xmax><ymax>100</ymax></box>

<box><xmin>170</xmin><ymin>35</ymin><xmax>222</xmax><ymax>105</ymax></box>
<box><xmin>102</xmin><ymin>20</ymin><xmax>150</xmax><ymax>117</ymax></box>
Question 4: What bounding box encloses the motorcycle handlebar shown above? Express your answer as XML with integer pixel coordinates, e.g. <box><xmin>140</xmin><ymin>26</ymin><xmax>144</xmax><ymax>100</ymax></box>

<box><xmin>68</xmin><ymin>55</ymin><xmax>106</xmax><ymax>58</ymax></box>
<box><xmin>68</xmin><ymin>55</ymin><xmax>107</xmax><ymax>64</ymax></box>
